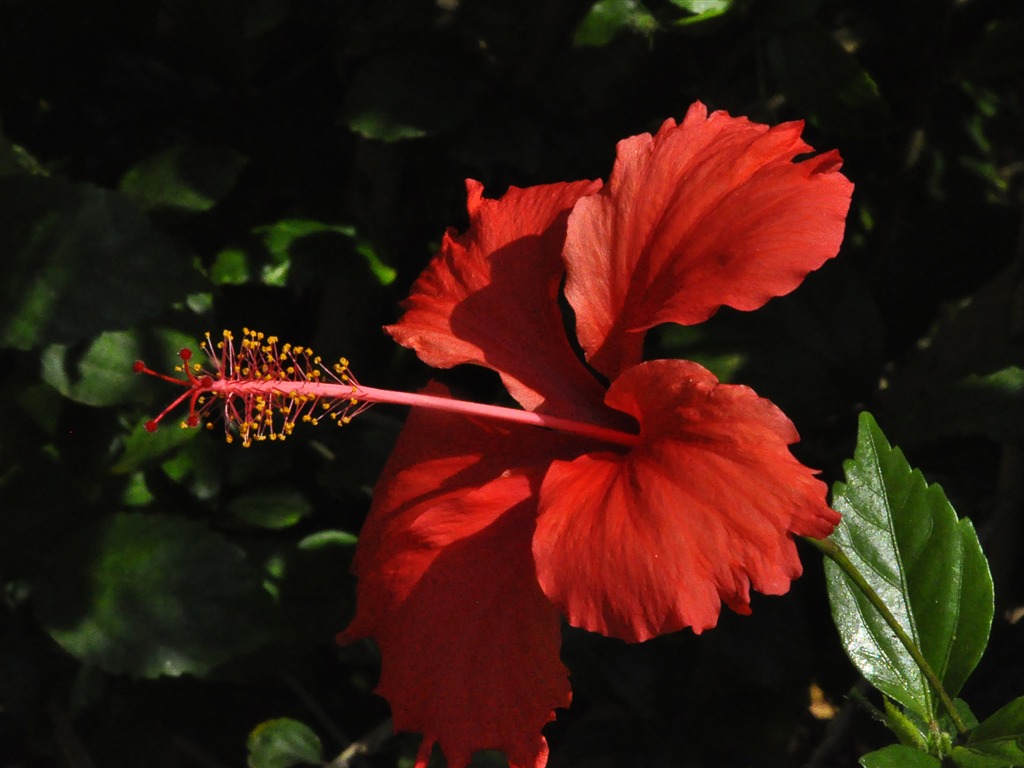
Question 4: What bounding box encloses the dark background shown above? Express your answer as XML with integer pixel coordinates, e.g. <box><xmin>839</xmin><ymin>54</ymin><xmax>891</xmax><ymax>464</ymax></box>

<box><xmin>1</xmin><ymin>1</ymin><xmax>1022</xmax><ymax>766</ymax></box>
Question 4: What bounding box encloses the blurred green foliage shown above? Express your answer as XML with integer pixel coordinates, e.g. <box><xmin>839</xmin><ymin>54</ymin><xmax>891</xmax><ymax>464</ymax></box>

<box><xmin>1</xmin><ymin>0</ymin><xmax>1022</xmax><ymax>766</ymax></box>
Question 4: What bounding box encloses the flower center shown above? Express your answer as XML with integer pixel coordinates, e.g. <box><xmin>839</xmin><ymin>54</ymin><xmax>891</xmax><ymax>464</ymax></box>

<box><xmin>134</xmin><ymin>329</ymin><xmax>639</xmax><ymax>449</ymax></box>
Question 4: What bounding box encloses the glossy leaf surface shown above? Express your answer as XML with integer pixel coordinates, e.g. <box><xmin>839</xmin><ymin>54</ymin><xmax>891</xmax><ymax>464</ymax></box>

<box><xmin>825</xmin><ymin>413</ymin><xmax>994</xmax><ymax>720</ymax></box>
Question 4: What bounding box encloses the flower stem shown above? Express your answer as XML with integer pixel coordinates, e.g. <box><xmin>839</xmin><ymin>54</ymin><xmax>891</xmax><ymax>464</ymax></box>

<box><xmin>802</xmin><ymin>535</ymin><xmax>968</xmax><ymax>736</ymax></box>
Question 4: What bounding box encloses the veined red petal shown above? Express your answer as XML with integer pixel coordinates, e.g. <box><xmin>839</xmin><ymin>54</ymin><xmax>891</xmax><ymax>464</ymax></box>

<box><xmin>532</xmin><ymin>359</ymin><xmax>839</xmax><ymax>644</ymax></box>
<box><xmin>342</xmin><ymin>394</ymin><xmax>578</xmax><ymax>768</ymax></box>
<box><xmin>388</xmin><ymin>178</ymin><xmax>608</xmax><ymax>422</ymax></box>
<box><xmin>564</xmin><ymin>101</ymin><xmax>854</xmax><ymax>379</ymax></box>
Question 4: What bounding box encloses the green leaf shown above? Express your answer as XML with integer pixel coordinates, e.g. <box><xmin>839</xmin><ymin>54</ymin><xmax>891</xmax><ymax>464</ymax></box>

<box><xmin>825</xmin><ymin>413</ymin><xmax>994</xmax><ymax>721</ymax></box>
<box><xmin>0</xmin><ymin>176</ymin><xmax>204</xmax><ymax>350</ymax></box>
<box><xmin>259</xmin><ymin>220</ymin><xmax>395</xmax><ymax>285</ymax></box>
<box><xmin>213</xmin><ymin>219</ymin><xmax>396</xmax><ymax>288</ymax></box>
<box><xmin>573</xmin><ymin>0</ymin><xmax>656</xmax><ymax>46</ymax></box>
<box><xmin>159</xmin><ymin>435</ymin><xmax>225</xmax><ymax>501</ymax></box>
<box><xmin>34</xmin><ymin>513</ymin><xmax>272</xmax><ymax>678</ymax></box>
<box><xmin>121</xmin><ymin>471</ymin><xmax>155</xmax><ymax>507</ymax></box>
<box><xmin>767</xmin><ymin>21</ymin><xmax>893</xmax><ymax>136</ymax></box>
<box><xmin>951</xmin><ymin>746</ymin><xmax>1024</xmax><ymax>768</ymax></box>
<box><xmin>859</xmin><ymin>744</ymin><xmax>942</xmax><ymax>768</ymax></box>
<box><xmin>669</xmin><ymin>0</ymin><xmax>733</xmax><ymax>26</ymax></box>
<box><xmin>297</xmin><ymin>529</ymin><xmax>359</xmax><ymax>550</ymax></box>
<box><xmin>228</xmin><ymin>487</ymin><xmax>313</xmax><ymax>530</ymax></box>
<box><xmin>955</xmin><ymin>698</ymin><xmax>982</xmax><ymax>731</ymax></box>
<box><xmin>210</xmin><ymin>247</ymin><xmax>252</xmax><ymax>285</ymax></box>
<box><xmin>247</xmin><ymin>718</ymin><xmax>323</xmax><ymax>768</ymax></box>
<box><xmin>41</xmin><ymin>330</ymin><xmax>144</xmax><ymax>407</ymax></box>
<box><xmin>119</xmin><ymin>144</ymin><xmax>248</xmax><ymax>213</ymax></box>
<box><xmin>956</xmin><ymin>697</ymin><xmax>1024</xmax><ymax>767</ymax></box>
<box><xmin>112</xmin><ymin>418</ymin><xmax>200</xmax><ymax>475</ymax></box>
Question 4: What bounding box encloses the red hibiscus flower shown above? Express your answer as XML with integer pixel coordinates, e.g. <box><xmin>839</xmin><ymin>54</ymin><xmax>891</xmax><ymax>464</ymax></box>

<box><xmin>340</xmin><ymin>102</ymin><xmax>853</xmax><ymax>768</ymax></box>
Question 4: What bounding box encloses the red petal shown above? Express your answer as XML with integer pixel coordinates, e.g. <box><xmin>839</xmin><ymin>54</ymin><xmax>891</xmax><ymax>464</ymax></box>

<box><xmin>564</xmin><ymin>101</ymin><xmax>854</xmax><ymax>379</ymax></box>
<box><xmin>342</xmin><ymin>396</ymin><xmax>577</xmax><ymax>768</ymax></box>
<box><xmin>388</xmin><ymin>178</ymin><xmax>608</xmax><ymax>422</ymax></box>
<box><xmin>533</xmin><ymin>359</ymin><xmax>839</xmax><ymax>643</ymax></box>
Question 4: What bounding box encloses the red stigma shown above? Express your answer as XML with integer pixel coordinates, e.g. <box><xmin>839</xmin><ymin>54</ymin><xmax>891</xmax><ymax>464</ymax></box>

<box><xmin>134</xmin><ymin>329</ymin><xmax>364</xmax><ymax>446</ymax></box>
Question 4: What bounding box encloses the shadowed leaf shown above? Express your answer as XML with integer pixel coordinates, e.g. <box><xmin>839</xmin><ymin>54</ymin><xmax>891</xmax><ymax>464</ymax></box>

<box><xmin>34</xmin><ymin>513</ymin><xmax>272</xmax><ymax>678</ymax></box>
<box><xmin>953</xmin><ymin>697</ymin><xmax>1024</xmax><ymax>767</ymax></box>
<box><xmin>247</xmin><ymin>718</ymin><xmax>323</xmax><ymax>768</ymax></box>
<box><xmin>0</xmin><ymin>177</ymin><xmax>203</xmax><ymax>350</ymax></box>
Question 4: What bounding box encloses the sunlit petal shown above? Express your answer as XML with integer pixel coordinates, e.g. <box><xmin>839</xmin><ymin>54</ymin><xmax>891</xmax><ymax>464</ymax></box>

<box><xmin>533</xmin><ymin>360</ymin><xmax>839</xmax><ymax>643</ymax></box>
<box><xmin>564</xmin><ymin>102</ymin><xmax>853</xmax><ymax>378</ymax></box>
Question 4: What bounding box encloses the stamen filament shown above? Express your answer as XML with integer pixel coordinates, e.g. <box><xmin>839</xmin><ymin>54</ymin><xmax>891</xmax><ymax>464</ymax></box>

<box><xmin>135</xmin><ymin>330</ymin><xmax>639</xmax><ymax>449</ymax></box>
<box><xmin>209</xmin><ymin>378</ymin><xmax>639</xmax><ymax>447</ymax></box>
